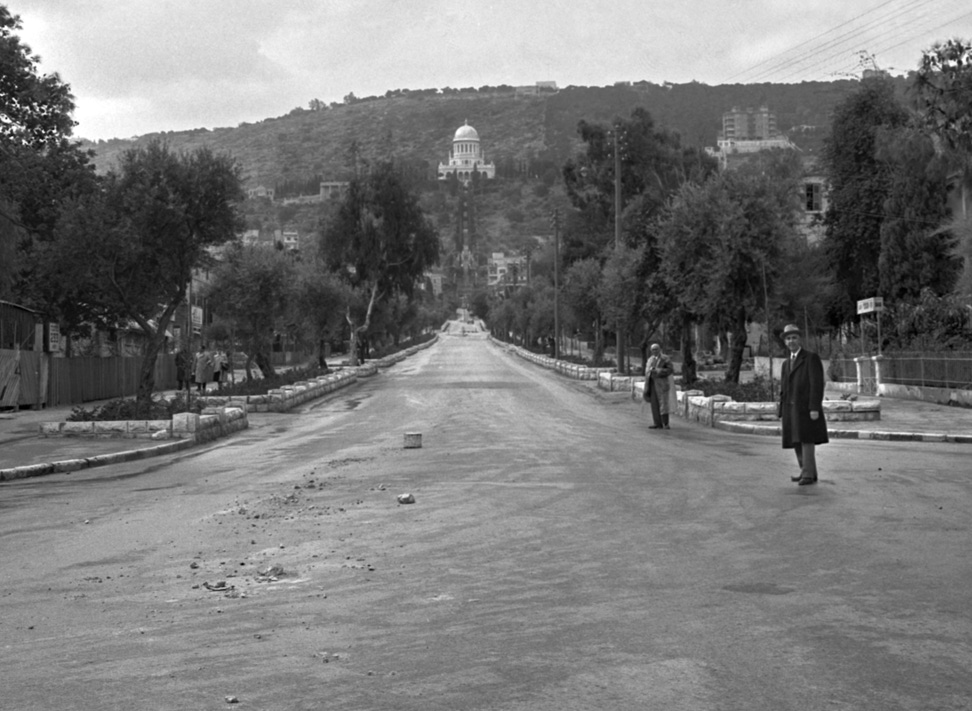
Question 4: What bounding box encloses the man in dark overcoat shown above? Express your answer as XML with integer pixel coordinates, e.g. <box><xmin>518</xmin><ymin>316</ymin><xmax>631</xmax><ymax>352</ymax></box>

<box><xmin>778</xmin><ymin>324</ymin><xmax>828</xmax><ymax>485</ymax></box>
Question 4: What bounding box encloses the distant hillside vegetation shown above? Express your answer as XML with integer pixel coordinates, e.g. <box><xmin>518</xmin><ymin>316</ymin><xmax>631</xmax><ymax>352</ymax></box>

<box><xmin>80</xmin><ymin>78</ymin><xmax>910</xmax><ymax>189</ymax></box>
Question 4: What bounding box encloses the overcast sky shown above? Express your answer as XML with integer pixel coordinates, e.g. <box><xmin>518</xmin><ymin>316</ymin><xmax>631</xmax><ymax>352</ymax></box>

<box><xmin>12</xmin><ymin>0</ymin><xmax>972</xmax><ymax>141</ymax></box>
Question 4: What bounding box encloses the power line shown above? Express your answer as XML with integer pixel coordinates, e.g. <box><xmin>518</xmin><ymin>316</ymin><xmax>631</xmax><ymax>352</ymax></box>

<box><xmin>743</xmin><ymin>0</ymin><xmax>938</xmax><ymax>84</ymax></box>
<box><xmin>723</xmin><ymin>0</ymin><xmax>908</xmax><ymax>83</ymax></box>
<box><xmin>774</xmin><ymin>4</ymin><xmax>969</xmax><ymax>82</ymax></box>
<box><xmin>840</xmin><ymin>8</ymin><xmax>972</xmax><ymax>75</ymax></box>
<box><xmin>724</xmin><ymin>0</ymin><xmax>972</xmax><ymax>85</ymax></box>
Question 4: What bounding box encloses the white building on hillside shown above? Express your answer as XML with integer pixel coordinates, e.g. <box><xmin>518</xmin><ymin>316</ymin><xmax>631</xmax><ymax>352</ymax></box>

<box><xmin>437</xmin><ymin>121</ymin><xmax>496</xmax><ymax>183</ymax></box>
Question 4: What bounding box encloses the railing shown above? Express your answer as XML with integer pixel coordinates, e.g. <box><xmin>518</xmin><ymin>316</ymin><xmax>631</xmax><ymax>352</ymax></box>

<box><xmin>827</xmin><ymin>357</ymin><xmax>859</xmax><ymax>384</ymax></box>
<box><xmin>879</xmin><ymin>352</ymin><xmax>972</xmax><ymax>390</ymax></box>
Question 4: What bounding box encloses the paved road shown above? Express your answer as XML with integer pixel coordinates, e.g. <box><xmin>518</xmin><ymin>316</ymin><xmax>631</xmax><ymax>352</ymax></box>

<box><xmin>2</xmin><ymin>332</ymin><xmax>970</xmax><ymax>710</ymax></box>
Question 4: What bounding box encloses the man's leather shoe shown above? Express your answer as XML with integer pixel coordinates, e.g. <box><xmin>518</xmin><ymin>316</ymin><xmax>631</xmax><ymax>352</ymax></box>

<box><xmin>790</xmin><ymin>475</ymin><xmax>802</xmax><ymax>482</ymax></box>
<box><xmin>648</xmin><ymin>425</ymin><xmax>661</xmax><ymax>429</ymax></box>
<box><xmin>797</xmin><ymin>476</ymin><xmax>818</xmax><ymax>486</ymax></box>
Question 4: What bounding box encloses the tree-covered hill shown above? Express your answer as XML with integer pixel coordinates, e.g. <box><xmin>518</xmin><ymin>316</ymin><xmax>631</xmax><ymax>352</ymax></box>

<box><xmin>80</xmin><ymin>78</ymin><xmax>905</xmax><ymax>188</ymax></box>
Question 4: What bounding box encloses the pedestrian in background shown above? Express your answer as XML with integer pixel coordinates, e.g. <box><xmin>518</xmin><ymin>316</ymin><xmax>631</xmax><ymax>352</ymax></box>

<box><xmin>175</xmin><ymin>348</ymin><xmax>190</xmax><ymax>391</ymax></box>
<box><xmin>778</xmin><ymin>323</ymin><xmax>829</xmax><ymax>485</ymax></box>
<box><xmin>644</xmin><ymin>343</ymin><xmax>674</xmax><ymax>429</ymax></box>
<box><xmin>193</xmin><ymin>344</ymin><xmax>214</xmax><ymax>394</ymax></box>
<box><xmin>212</xmin><ymin>350</ymin><xmax>228</xmax><ymax>391</ymax></box>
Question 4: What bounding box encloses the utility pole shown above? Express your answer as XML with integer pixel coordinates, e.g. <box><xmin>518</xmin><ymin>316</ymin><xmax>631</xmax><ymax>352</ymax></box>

<box><xmin>553</xmin><ymin>209</ymin><xmax>560</xmax><ymax>360</ymax></box>
<box><xmin>614</xmin><ymin>126</ymin><xmax>624</xmax><ymax>374</ymax></box>
<box><xmin>762</xmin><ymin>260</ymin><xmax>773</xmax><ymax>401</ymax></box>
<box><xmin>185</xmin><ymin>276</ymin><xmax>193</xmax><ymax>410</ymax></box>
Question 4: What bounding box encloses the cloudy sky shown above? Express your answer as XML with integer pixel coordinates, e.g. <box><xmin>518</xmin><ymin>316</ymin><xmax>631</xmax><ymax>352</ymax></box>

<box><xmin>12</xmin><ymin>0</ymin><xmax>972</xmax><ymax>141</ymax></box>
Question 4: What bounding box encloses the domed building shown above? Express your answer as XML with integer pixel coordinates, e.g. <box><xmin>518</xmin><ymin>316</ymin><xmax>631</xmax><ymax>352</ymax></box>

<box><xmin>437</xmin><ymin>121</ymin><xmax>496</xmax><ymax>183</ymax></box>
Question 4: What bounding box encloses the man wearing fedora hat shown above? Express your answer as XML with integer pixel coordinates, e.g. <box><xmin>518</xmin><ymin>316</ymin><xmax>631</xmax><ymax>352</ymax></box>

<box><xmin>779</xmin><ymin>323</ymin><xmax>828</xmax><ymax>485</ymax></box>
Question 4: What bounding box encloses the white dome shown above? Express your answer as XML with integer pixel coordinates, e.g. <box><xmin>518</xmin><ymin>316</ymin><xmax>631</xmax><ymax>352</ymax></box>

<box><xmin>454</xmin><ymin>121</ymin><xmax>480</xmax><ymax>141</ymax></box>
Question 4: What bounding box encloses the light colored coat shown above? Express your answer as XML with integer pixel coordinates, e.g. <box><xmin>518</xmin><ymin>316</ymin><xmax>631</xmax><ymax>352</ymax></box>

<box><xmin>645</xmin><ymin>353</ymin><xmax>675</xmax><ymax>415</ymax></box>
<box><xmin>193</xmin><ymin>349</ymin><xmax>214</xmax><ymax>385</ymax></box>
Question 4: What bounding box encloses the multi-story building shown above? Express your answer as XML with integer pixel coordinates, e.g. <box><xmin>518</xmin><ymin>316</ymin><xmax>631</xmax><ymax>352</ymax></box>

<box><xmin>722</xmin><ymin>105</ymin><xmax>778</xmax><ymax>141</ymax></box>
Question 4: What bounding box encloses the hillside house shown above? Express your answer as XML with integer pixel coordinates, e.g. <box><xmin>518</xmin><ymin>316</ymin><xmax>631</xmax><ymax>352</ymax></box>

<box><xmin>488</xmin><ymin>252</ymin><xmax>527</xmax><ymax>287</ymax></box>
<box><xmin>247</xmin><ymin>185</ymin><xmax>275</xmax><ymax>200</ymax></box>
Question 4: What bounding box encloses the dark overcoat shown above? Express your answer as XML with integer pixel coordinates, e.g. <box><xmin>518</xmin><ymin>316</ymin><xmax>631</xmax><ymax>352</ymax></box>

<box><xmin>779</xmin><ymin>349</ymin><xmax>829</xmax><ymax>448</ymax></box>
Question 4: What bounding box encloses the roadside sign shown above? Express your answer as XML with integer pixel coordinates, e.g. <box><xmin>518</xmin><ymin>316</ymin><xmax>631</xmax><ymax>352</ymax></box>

<box><xmin>857</xmin><ymin>297</ymin><xmax>884</xmax><ymax>315</ymax></box>
<box><xmin>47</xmin><ymin>322</ymin><xmax>60</xmax><ymax>352</ymax></box>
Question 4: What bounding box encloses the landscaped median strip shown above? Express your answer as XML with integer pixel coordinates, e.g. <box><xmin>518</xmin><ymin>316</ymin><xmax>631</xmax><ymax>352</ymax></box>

<box><xmin>489</xmin><ymin>337</ymin><xmax>971</xmax><ymax>445</ymax></box>
<box><xmin>1</xmin><ymin>337</ymin><xmax>441</xmax><ymax>482</ymax></box>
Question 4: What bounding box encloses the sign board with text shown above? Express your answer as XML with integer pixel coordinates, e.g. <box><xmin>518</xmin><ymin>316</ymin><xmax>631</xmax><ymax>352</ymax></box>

<box><xmin>191</xmin><ymin>305</ymin><xmax>204</xmax><ymax>333</ymax></box>
<box><xmin>857</xmin><ymin>297</ymin><xmax>884</xmax><ymax>315</ymax></box>
<box><xmin>47</xmin><ymin>322</ymin><xmax>60</xmax><ymax>352</ymax></box>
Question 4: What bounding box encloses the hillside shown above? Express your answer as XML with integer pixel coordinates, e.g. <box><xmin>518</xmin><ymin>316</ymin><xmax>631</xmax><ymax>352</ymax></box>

<box><xmin>80</xmin><ymin>78</ymin><xmax>900</xmax><ymax>185</ymax></box>
<box><xmin>77</xmin><ymin>77</ymin><xmax>911</xmax><ymax>262</ymax></box>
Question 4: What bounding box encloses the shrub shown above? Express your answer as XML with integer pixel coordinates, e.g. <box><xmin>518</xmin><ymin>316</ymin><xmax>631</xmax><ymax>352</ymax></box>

<box><xmin>689</xmin><ymin>376</ymin><xmax>777</xmax><ymax>402</ymax></box>
<box><xmin>68</xmin><ymin>393</ymin><xmax>203</xmax><ymax>422</ymax></box>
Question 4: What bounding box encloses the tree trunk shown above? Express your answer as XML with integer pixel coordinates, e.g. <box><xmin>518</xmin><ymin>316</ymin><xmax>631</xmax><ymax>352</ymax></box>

<box><xmin>317</xmin><ymin>338</ymin><xmax>329</xmax><ymax>372</ymax></box>
<box><xmin>134</xmin><ymin>304</ymin><xmax>179</xmax><ymax>415</ymax></box>
<box><xmin>255</xmin><ymin>351</ymin><xmax>275</xmax><ymax>379</ymax></box>
<box><xmin>136</xmin><ymin>340</ymin><xmax>162</xmax><ymax>417</ymax></box>
<box><xmin>346</xmin><ymin>282</ymin><xmax>381</xmax><ymax>368</ymax></box>
<box><xmin>680</xmin><ymin>313</ymin><xmax>697</xmax><ymax>386</ymax></box>
<box><xmin>724</xmin><ymin>307</ymin><xmax>748</xmax><ymax>383</ymax></box>
<box><xmin>594</xmin><ymin>316</ymin><xmax>604</xmax><ymax>363</ymax></box>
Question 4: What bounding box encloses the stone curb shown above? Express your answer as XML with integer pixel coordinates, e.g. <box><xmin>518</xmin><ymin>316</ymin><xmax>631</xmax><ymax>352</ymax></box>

<box><xmin>0</xmin><ymin>439</ymin><xmax>195</xmax><ymax>482</ymax></box>
<box><xmin>713</xmin><ymin>420</ymin><xmax>972</xmax><ymax>444</ymax></box>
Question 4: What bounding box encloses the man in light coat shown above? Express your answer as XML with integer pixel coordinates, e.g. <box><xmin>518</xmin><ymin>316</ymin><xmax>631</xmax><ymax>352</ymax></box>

<box><xmin>644</xmin><ymin>343</ymin><xmax>674</xmax><ymax>430</ymax></box>
<box><xmin>778</xmin><ymin>324</ymin><xmax>828</xmax><ymax>485</ymax></box>
<box><xmin>193</xmin><ymin>344</ymin><xmax>214</xmax><ymax>394</ymax></box>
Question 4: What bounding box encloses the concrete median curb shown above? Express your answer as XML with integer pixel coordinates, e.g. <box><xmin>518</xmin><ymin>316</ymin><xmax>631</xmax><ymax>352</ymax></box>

<box><xmin>712</xmin><ymin>420</ymin><xmax>972</xmax><ymax>444</ymax></box>
<box><xmin>0</xmin><ymin>439</ymin><xmax>196</xmax><ymax>482</ymax></box>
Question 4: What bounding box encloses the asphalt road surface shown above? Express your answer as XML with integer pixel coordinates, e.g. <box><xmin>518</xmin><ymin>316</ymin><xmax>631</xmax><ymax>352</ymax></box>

<box><xmin>2</xmin><ymin>328</ymin><xmax>971</xmax><ymax>711</ymax></box>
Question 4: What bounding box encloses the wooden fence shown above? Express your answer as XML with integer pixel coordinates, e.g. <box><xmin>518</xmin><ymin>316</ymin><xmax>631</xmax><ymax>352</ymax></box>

<box><xmin>1</xmin><ymin>350</ymin><xmax>179</xmax><ymax>409</ymax></box>
<box><xmin>47</xmin><ymin>355</ymin><xmax>178</xmax><ymax>406</ymax></box>
<box><xmin>0</xmin><ymin>350</ymin><xmax>44</xmax><ymax>408</ymax></box>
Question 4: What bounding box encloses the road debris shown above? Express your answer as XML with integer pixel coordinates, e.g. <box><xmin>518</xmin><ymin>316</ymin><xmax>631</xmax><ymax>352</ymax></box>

<box><xmin>203</xmin><ymin>581</ymin><xmax>234</xmax><ymax>593</ymax></box>
<box><xmin>256</xmin><ymin>563</ymin><xmax>286</xmax><ymax>581</ymax></box>
<box><xmin>397</xmin><ymin>493</ymin><xmax>415</xmax><ymax>504</ymax></box>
